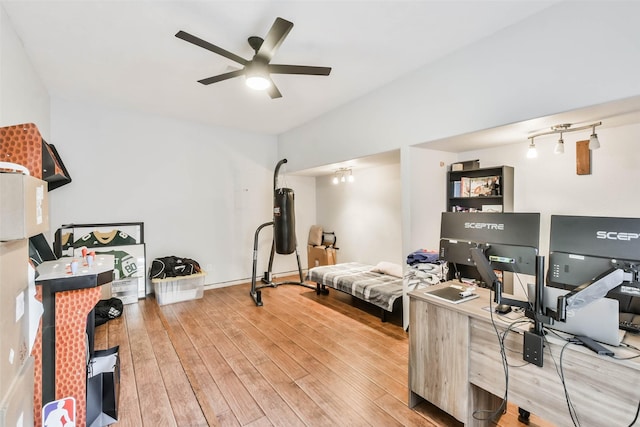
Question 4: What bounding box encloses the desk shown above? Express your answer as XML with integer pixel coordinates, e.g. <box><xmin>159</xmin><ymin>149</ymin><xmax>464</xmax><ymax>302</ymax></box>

<box><xmin>409</xmin><ymin>282</ymin><xmax>640</xmax><ymax>426</ymax></box>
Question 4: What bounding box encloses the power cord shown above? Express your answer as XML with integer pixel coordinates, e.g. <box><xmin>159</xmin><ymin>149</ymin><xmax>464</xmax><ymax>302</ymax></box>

<box><xmin>472</xmin><ymin>290</ymin><xmax>508</xmax><ymax>422</ymax></box>
<box><xmin>472</xmin><ymin>290</ymin><xmax>530</xmax><ymax>422</ymax></box>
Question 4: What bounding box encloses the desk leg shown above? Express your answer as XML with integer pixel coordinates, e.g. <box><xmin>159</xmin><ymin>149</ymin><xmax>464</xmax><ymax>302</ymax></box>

<box><xmin>408</xmin><ymin>389</ymin><xmax>424</xmax><ymax>408</ymax></box>
<box><xmin>468</xmin><ymin>383</ymin><xmax>503</xmax><ymax>427</ymax></box>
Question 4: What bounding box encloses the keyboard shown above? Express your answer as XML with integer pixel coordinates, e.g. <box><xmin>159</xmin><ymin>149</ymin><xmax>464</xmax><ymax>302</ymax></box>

<box><xmin>619</xmin><ymin>313</ymin><xmax>640</xmax><ymax>334</ymax></box>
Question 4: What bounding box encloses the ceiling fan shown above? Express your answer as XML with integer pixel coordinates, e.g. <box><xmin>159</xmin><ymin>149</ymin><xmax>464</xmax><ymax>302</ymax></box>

<box><xmin>175</xmin><ymin>17</ymin><xmax>332</xmax><ymax>99</ymax></box>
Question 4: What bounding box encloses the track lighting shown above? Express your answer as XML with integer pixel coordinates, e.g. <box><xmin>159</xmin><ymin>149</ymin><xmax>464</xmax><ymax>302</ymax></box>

<box><xmin>527</xmin><ymin>138</ymin><xmax>538</xmax><ymax>158</ymax></box>
<box><xmin>332</xmin><ymin>167</ymin><xmax>354</xmax><ymax>185</ymax></box>
<box><xmin>589</xmin><ymin>125</ymin><xmax>600</xmax><ymax>150</ymax></box>
<box><xmin>526</xmin><ymin>121</ymin><xmax>602</xmax><ymax>157</ymax></box>
<box><xmin>554</xmin><ymin>133</ymin><xmax>565</xmax><ymax>154</ymax></box>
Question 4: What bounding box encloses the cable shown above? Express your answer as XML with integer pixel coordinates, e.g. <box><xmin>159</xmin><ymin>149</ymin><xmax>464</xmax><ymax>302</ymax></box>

<box><xmin>558</xmin><ymin>338</ymin><xmax>582</xmax><ymax>426</ymax></box>
<box><xmin>472</xmin><ymin>289</ymin><xmax>535</xmax><ymax>422</ymax></box>
<box><xmin>472</xmin><ymin>289</ymin><xmax>508</xmax><ymax>422</ymax></box>
<box><xmin>628</xmin><ymin>400</ymin><xmax>640</xmax><ymax>427</ymax></box>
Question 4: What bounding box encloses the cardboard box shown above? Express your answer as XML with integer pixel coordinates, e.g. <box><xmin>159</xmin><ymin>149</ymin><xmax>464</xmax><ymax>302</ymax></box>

<box><xmin>0</xmin><ymin>174</ymin><xmax>49</xmax><ymax>241</ymax></box>
<box><xmin>0</xmin><ymin>356</ymin><xmax>34</xmax><ymax>427</ymax></box>
<box><xmin>152</xmin><ymin>272</ymin><xmax>205</xmax><ymax>306</ymax></box>
<box><xmin>0</xmin><ymin>240</ymin><xmax>30</xmax><ymax>399</ymax></box>
<box><xmin>450</xmin><ymin>159</ymin><xmax>480</xmax><ymax>171</ymax></box>
<box><xmin>307</xmin><ymin>245</ymin><xmax>337</xmax><ymax>270</ymax></box>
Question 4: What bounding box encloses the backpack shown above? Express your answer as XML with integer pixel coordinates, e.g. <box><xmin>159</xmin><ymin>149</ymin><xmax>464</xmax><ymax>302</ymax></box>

<box><xmin>94</xmin><ymin>298</ymin><xmax>124</xmax><ymax>326</ymax></box>
<box><xmin>149</xmin><ymin>256</ymin><xmax>201</xmax><ymax>279</ymax></box>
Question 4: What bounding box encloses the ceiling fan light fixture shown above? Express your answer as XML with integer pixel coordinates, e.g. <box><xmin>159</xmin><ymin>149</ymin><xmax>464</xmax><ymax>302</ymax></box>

<box><xmin>245</xmin><ymin>75</ymin><xmax>271</xmax><ymax>90</ymax></box>
<box><xmin>176</xmin><ymin>17</ymin><xmax>331</xmax><ymax>99</ymax></box>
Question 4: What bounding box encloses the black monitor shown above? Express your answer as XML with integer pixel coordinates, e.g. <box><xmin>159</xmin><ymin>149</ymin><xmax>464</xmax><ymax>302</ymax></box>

<box><xmin>548</xmin><ymin>215</ymin><xmax>640</xmax><ymax>315</ymax></box>
<box><xmin>439</xmin><ymin>212</ymin><xmax>540</xmax><ymax>281</ymax></box>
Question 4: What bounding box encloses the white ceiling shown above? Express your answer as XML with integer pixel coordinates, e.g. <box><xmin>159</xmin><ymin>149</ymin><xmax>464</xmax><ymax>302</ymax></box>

<box><xmin>2</xmin><ymin>0</ymin><xmax>560</xmax><ymax>136</ymax></box>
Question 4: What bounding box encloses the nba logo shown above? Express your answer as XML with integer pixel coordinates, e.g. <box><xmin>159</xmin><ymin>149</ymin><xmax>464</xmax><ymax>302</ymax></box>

<box><xmin>43</xmin><ymin>397</ymin><xmax>76</xmax><ymax>427</ymax></box>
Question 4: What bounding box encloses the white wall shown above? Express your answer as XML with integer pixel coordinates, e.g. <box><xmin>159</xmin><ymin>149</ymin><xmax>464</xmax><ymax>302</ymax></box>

<box><xmin>49</xmin><ymin>97</ymin><xmax>315</xmax><ymax>287</ymax></box>
<box><xmin>457</xmin><ymin>122</ymin><xmax>640</xmax><ymax>259</ymax></box>
<box><xmin>0</xmin><ymin>5</ymin><xmax>49</xmax><ymax>135</ymax></box>
<box><xmin>278</xmin><ymin>2</ymin><xmax>640</xmax><ymax>171</ymax></box>
<box><xmin>315</xmin><ymin>162</ymin><xmax>401</xmax><ymax>266</ymax></box>
<box><xmin>404</xmin><ymin>147</ymin><xmax>458</xmax><ymax>254</ymax></box>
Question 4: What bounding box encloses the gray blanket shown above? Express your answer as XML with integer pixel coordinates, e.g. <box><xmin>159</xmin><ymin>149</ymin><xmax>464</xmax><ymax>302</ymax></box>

<box><xmin>307</xmin><ymin>262</ymin><xmax>403</xmax><ymax>312</ymax></box>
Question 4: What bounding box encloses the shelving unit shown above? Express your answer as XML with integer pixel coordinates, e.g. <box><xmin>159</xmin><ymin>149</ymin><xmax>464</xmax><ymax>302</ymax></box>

<box><xmin>447</xmin><ymin>165</ymin><xmax>513</xmax><ymax>213</ymax></box>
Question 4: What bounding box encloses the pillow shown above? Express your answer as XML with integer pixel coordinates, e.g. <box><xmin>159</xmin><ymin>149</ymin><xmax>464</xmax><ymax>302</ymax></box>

<box><xmin>371</xmin><ymin>261</ymin><xmax>403</xmax><ymax>278</ymax></box>
<box><xmin>308</xmin><ymin>225</ymin><xmax>323</xmax><ymax>247</ymax></box>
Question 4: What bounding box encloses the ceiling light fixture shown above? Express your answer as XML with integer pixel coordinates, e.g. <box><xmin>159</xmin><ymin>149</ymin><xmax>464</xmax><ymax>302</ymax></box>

<box><xmin>245</xmin><ymin>62</ymin><xmax>271</xmax><ymax>91</ymax></box>
<box><xmin>554</xmin><ymin>133</ymin><xmax>565</xmax><ymax>154</ymax></box>
<box><xmin>332</xmin><ymin>167</ymin><xmax>354</xmax><ymax>185</ymax></box>
<box><xmin>526</xmin><ymin>121</ymin><xmax>602</xmax><ymax>157</ymax></box>
<box><xmin>526</xmin><ymin>138</ymin><xmax>538</xmax><ymax>159</ymax></box>
<box><xmin>589</xmin><ymin>124</ymin><xmax>600</xmax><ymax>150</ymax></box>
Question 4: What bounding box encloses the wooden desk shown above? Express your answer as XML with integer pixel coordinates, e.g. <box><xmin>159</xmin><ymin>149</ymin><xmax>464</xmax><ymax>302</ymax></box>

<box><xmin>409</xmin><ymin>282</ymin><xmax>640</xmax><ymax>426</ymax></box>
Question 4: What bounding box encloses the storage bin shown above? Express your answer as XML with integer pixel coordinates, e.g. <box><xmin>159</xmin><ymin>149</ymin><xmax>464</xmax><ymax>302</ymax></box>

<box><xmin>111</xmin><ymin>278</ymin><xmax>139</xmax><ymax>305</ymax></box>
<box><xmin>152</xmin><ymin>272</ymin><xmax>205</xmax><ymax>306</ymax></box>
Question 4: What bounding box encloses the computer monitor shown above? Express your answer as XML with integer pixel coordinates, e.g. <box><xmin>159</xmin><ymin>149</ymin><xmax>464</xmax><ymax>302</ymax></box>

<box><xmin>548</xmin><ymin>215</ymin><xmax>640</xmax><ymax>315</ymax></box>
<box><xmin>439</xmin><ymin>212</ymin><xmax>540</xmax><ymax>282</ymax></box>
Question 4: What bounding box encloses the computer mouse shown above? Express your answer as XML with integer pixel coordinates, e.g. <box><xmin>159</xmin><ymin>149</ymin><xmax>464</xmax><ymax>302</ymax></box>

<box><xmin>495</xmin><ymin>304</ymin><xmax>512</xmax><ymax>314</ymax></box>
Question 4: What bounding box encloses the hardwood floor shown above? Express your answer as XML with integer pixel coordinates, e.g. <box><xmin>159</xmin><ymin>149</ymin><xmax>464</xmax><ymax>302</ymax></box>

<box><xmin>94</xmin><ymin>279</ymin><xmax>554</xmax><ymax>426</ymax></box>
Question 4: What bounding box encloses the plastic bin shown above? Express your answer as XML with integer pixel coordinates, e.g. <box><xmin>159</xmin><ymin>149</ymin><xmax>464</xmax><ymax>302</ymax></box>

<box><xmin>111</xmin><ymin>278</ymin><xmax>139</xmax><ymax>305</ymax></box>
<box><xmin>152</xmin><ymin>272</ymin><xmax>205</xmax><ymax>306</ymax></box>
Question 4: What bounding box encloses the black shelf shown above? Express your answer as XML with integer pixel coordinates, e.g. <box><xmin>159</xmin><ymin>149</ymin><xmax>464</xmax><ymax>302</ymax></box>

<box><xmin>447</xmin><ymin>165</ymin><xmax>513</xmax><ymax>213</ymax></box>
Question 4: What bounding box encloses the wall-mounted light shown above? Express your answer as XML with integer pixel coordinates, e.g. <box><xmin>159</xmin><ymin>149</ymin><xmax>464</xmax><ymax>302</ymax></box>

<box><xmin>526</xmin><ymin>121</ymin><xmax>602</xmax><ymax>158</ymax></box>
<box><xmin>332</xmin><ymin>167</ymin><xmax>354</xmax><ymax>185</ymax></box>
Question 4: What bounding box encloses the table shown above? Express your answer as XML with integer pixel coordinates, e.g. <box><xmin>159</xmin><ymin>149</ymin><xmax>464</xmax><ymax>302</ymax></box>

<box><xmin>409</xmin><ymin>282</ymin><xmax>640</xmax><ymax>426</ymax></box>
<box><xmin>33</xmin><ymin>255</ymin><xmax>113</xmax><ymax>427</ymax></box>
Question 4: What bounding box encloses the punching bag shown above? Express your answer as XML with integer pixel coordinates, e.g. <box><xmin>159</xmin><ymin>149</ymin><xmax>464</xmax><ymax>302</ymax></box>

<box><xmin>274</xmin><ymin>187</ymin><xmax>296</xmax><ymax>254</ymax></box>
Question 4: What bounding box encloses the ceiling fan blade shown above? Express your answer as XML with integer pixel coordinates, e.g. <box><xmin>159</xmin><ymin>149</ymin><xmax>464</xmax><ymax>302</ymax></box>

<box><xmin>176</xmin><ymin>30</ymin><xmax>248</xmax><ymax>66</ymax></box>
<box><xmin>269</xmin><ymin>64</ymin><xmax>332</xmax><ymax>76</ymax></box>
<box><xmin>256</xmin><ymin>17</ymin><xmax>293</xmax><ymax>62</ymax></box>
<box><xmin>266</xmin><ymin>78</ymin><xmax>282</xmax><ymax>99</ymax></box>
<box><xmin>197</xmin><ymin>69</ymin><xmax>245</xmax><ymax>85</ymax></box>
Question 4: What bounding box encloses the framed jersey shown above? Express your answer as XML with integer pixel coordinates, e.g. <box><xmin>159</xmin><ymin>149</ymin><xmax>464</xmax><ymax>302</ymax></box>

<box><xmin>53</xmin><ymin>222</ymin><xmax>147</xmax><ymax>298</ymax></box>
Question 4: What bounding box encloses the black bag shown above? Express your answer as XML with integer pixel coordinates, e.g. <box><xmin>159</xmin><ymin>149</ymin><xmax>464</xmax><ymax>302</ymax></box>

<box><xmin>87</xmin><ymin>346</ymin><xmax>120</xmax><ymax>427</ymax></box>
<box><xmin>149</xmin><ymin>256</ymin><xmax>201</xmax><ymax>279</ymax></box>
<box><xmin>94</xmin><ymin>298</ymin><xmax>123</xmax><ymax>327</ymax></box>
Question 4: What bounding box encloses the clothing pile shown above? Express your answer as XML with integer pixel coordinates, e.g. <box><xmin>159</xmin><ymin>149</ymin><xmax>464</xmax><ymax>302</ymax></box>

<box><xmin>405</xmin><ymin>249</ymin><xmax>448</xmax><ymax>291</ymax></box>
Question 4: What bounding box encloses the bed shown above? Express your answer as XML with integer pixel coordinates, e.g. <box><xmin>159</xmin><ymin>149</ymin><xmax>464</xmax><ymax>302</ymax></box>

<box><xmin>306</xmin><ymin>262</ymin><xmax>404</xmax><ymax>320</ymax></box>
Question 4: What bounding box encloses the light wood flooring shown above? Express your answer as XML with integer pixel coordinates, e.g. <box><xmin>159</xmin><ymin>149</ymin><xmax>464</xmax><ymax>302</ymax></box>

<box><xmin>94</xmin><ymin>278</ymin><xmax>553</xmax><ymax>426</ymax></box>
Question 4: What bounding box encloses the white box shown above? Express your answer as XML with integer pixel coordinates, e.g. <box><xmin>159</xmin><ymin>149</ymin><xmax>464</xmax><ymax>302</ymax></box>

<box><xmin>0</xmin><ymin>241</ymin><xmax>29</xmax><ymax>399</ymax></box>
<box><xmin>0</xmin><ymin>356</ymin><xmax>34</xmax><ymax>427</ymax></box>
<box><xmin>152</xmin><ymin>272</ymin><xmax>205</xmax><ymax>306</ymax></box>
<box><xmin>0</xmin><ymin>174</ymin><xmax>49</xmax><ymax>241</ymax></box>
